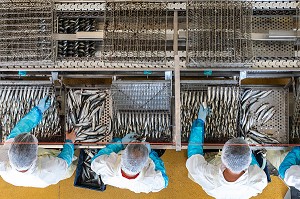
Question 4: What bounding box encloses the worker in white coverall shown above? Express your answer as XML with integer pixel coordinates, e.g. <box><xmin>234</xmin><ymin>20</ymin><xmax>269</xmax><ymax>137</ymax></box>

<box><xmin>279</xmin><ymin>146</ymin><xmax>300</xmax><ymax>191</ymax></box>
<box><xmin>91</xmin><ymin>133</ymin><xmax>168</xmax><ymax>193</ymax></box>
<box><xmin>186</xmin><ymin>103</ymin><xmax>268</xmax><ymax>199</ymax></box>
<box><xmin>0</xmin><ymin>96</ymin><xmax>76</xmax><ymax>188</ymax></box>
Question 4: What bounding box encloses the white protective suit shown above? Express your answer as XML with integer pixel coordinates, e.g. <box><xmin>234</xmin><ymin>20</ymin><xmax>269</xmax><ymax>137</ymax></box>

<box><xmin>91</xmin><ymin>150</ymin><xmax>165</xmax><ymax>193</ymax></box>
<box><xmin>0</xmin><ymin>138</ymin><xmax>74</xmax><ymax>188</ymax></box>
<box><xmin>186</xmin><ymin>154</ymin><xmax>268</xmax><ymax>199</ymax></box>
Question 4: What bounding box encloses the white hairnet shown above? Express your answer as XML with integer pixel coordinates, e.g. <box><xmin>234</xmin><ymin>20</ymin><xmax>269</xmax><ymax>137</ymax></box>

<box><xmin>8</xmin><ymin>133</ymin><xmax>38</xmax><ymax>171</ymax></box>
<box><xmin>121</xmin><ymin>142</ymin><xmax>149</xmax><ymax>175</ymax></box>
<box><xmin>221</xmin><ymin>138</ymin><xmax>252</xmax><ymax>174</ymax></box>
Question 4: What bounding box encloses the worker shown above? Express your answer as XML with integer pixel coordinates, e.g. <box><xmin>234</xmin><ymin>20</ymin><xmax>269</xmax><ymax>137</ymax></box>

<box><xmin>279</xmin><ymin>146</ymin><xmax>300</xmax><ymax>191</ymax></box>
<box><xmin>0</xmin><ymin>96</ymin><xmax>76</xmax><ymax>188</ymax></box>
<box><xmin>186</xmin><ymin>103</ymin><xmax>268</xmax><ymax>199</ymax></box>
<box><xmin>91</xmin><ymin>133</ymin><xmax>168</xmax><ymax>193</ymax></box>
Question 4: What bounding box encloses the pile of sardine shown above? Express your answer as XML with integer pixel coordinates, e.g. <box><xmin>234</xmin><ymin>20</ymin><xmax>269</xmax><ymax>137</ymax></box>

<box><xmin>66</xmin><ymin>89</ymin><xmax>110</xmax><ymax>143</ymax></box>
<box><xmin>240</xmin><ymin>89</ymin><xmax>280</xmax><ymax>144</ymax></box>
<box><xmin>112</xmin><ymin>111</ymin><xmax>171</xmax><ymax>142</ymax></box>
<box><xmin>291</xmin><ymin>81</ymin><xmax>300</xmax><ymax>141</ymax></box>
<box><xmin>181</xmin><ymin>86</ymin><xmax>239</xmax><ymax>142</ymax></box>
<box><xmin>0</xmin><ymin>86</ymin><xmax>61</xmax><ymax>141</ymax></box>
<box><xmin>80</xmin><ymin>149</ymin><xmax>104</xmax><ymax>188</ymax></box>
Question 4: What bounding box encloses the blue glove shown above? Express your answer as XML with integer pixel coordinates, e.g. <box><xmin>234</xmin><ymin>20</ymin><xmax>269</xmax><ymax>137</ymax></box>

<box><xmin>92</xmin><ymin>138</ymin><xmax>124</xmax><ymax>162</ymax></box>
<box><xmin>144</xmin><ymin>142</ymin><xmax>151</xmax><ymax>154</ymax></box>
<box><xmin>122</xmin><ymin>133</ymin><xmax>137</xmax><ymax>144</ymax></box>
<box><xmin>149</xmin><ymin>150</ymin><xmax>168</xmax><ymax>188</ymax></box>
<box><xmin>37</xmin><ymin>96</ymin><xmax>51</xmax><ymax>113</ymax></box>
<box><xmin>279</xmin><ymin>147</ymin><xmax>300</xmax><ymax>179</ymax></box>
<box><xmin>188</xmin><ymin>119</ymin><xmax>205</xmax><ymax>158</ymax></box>
<box><xmin>198</xmin><ymin>103</ymin><xmax>209</xmax><ymax>122</ymax></box>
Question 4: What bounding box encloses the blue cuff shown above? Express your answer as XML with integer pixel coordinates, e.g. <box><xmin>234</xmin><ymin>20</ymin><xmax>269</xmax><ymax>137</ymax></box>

<box><xmin>91</xmin><ymin>138</ymin><xmax>124</xmax><ymax>162</ymax></box>
<box><xmin>57</xmin><ymin>140</ymin><xmax>75</xmax><ymax>166</ymax></box>
<box><xmin>250</xmin><ymin>153</ymin><xmax>260</xmax><ymax>166</ymax></box>
<box><xmin>188</xmin><ymin>119</ymin><xmax>205</xmax><ymax>158</ymax></box>
<box><xmin>149</xmin><ymin>150</ymin><xmax>168</xmax><ymax>188</ymax></box>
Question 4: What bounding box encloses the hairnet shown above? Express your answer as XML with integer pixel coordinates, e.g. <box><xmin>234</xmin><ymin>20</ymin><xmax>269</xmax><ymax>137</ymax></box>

<box><xmin>221</xmin><ymin>138</ymin><xmax>251</xmax><ymax>174</ymax></box>
<box><xmin>8</xmin><ymin>133</ymin><xmax>38</xmax><ymax>171</ymax></box>
<box><xmin>121</xmin><ymin>142</ymin><xmax>149</xmax><ymax>175</ymax></box>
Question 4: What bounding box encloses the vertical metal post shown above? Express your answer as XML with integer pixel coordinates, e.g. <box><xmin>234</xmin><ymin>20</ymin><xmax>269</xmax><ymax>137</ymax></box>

<box><xmin>173</xmin><ymin>11</ymin><xmax>181</xmax><ymax>151</ymax></box>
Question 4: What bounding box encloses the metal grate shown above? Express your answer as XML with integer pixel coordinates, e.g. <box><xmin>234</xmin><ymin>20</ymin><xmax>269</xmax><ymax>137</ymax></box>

<box><xmin>102</xmin><ymin>2</ymin><xmax>167</xmax><ymax>65</ymax></box>
<box><xmin>186</xmin><ymin>0</ymin><xmax>253</xmax><ymax>67</ymax></box>
<box><xmin>65</xmin><ymin>87</ymin><xmax>112</xmax><ymax>143</ymax></box>
<box><xmin>0</xmin><ymin>0</ymin><xmax>54</xmax><ymax>66</ymax></box>
<box><xmin>291</xmin><ymin>78</ymin><xmax>300</xmax><ymax>143</ymax></box>
<box><xmin>111</xmin><ymin>81</ymin><xmax>172</xmax><ymax>142</ymax></box>
<box><xmin>181</xmin><ymin>81</ymin><xmax>239</xmax><ymax>143</ymax></box>
<box><xmin>253</xmin><ymin>41</ymin><xmax>296</xmax><ymax>60</ymax></box>
<box><xmin>0</xmin><ymin>84</ymin><xmax>62</xmax><ymax>142</ymax></box>
<box><xmin>240</xmin><ymin>87</ymin><xmax>289</xmax><ymax>144</ymax></box>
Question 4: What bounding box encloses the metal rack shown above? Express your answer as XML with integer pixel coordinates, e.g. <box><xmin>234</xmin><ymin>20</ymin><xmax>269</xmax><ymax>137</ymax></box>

<box><xmin>0</xmin><ymin>81</ymin><xmax>63</xmax><ymax>142</ymax></box>
<box><xmin>0</xmin><ymin>0</ymin><xmax>54</xmax><ymax>66</ymax></box>
<box><xmin>111</xmin><ymin>81</ymin><xmax>172</xmax><ymax>143</ymax></box>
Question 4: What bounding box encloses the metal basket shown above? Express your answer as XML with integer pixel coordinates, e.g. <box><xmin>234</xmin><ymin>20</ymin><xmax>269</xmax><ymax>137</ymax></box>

<box><xmin>65</xmin><ymin>86</ymin><xmax>112</xmax><ymax>143</ymax></box>
<box><xmin>0</xmin><ymin>0</ymin><xmax>54</xmax><ymax>66</ymax></box>
<box><xmin>102</xmin><ymin>2</ymin><xmax>167</xmax><ymax>65</ymax></box>
<box><xmin>240</xmin><ymin>86</ymin><xmax>289</xmax><ymax>144</ymax></box>
<box><xmin>181</xmin><ymin>80</ymin><xmax>240</xmax><ymax>143</ymax></box>
<box><xmin>186</xmin><ymin>0</ymin><xmax>253</xmax><ymax>67</ymax></box>
<box><xmin>111</xmin><ymin>81</ymin><xmax>172</xmax><ymax>142</ymax></box>
<box><xmin>0</xmin><ymin>81</ymin><xmax>62</xmax><ymax>142</ymax></box>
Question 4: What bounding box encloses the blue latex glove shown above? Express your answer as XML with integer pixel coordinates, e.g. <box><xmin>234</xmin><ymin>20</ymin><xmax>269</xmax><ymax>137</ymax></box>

<box><xmin>121</xmin><ymin>133</ymin><xmax>137</xmax><ymax>144</ymax></box>
<box><xmin>250</xmin><ymin>153</ymin><xmax>260</xmax><ymax>167</ymax></box>
<box><xmin>7</xmin><ymin>107</ymin><xmax>43</xmax><ymax>139</ymax></box>
<box><xmin>92</xmin><ymin>138</ymin><xmax>124</xmax><ymax>162</ymax></box>
<box><xmin>149</xmin><ymin>150</ymin><xmax>168</xmax><ymax>188</ymax></box>
<box><xmin>279</xmin><ymin>147</ymin><xmax>300</xmax><ymax>179</ymax></box>
<box><xmin>144</xmin><ymin>142</ymin><xmax>151</xmax><ymax>154</ymax></box>
<box><xmin>187</xmin><ymin>119</ymin><xmax>205</xmax><ymax>158</ymax></box>
<box><xmin>198</xmin><ymin>103</ymin><xmax>209</xmax><ymax>122</ymax></box>
<box><xmin>57</xmin><ymin>140</ymin><xmax>74</xmax><ymax>167</ymax></box>
<box><xmin>37</xmin><ymin>96</ymin><xmax>51</xmax><ymax>113</ymax></box>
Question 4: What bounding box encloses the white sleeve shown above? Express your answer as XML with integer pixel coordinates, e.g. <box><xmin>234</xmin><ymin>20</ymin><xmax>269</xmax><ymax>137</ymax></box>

<box><xmin>91</xmin><ymin>152</ymin><xmax>119</xmax><ymax>178</ymax></box>
<box><xmin>38</xmin><ymin>155</ymin><xmax>69</xmax><ymax>185</ymax></box>
<box><xmin>186</xmin><ymin>154</ymin><xmax>218</xmax><ymax>191</ymax></box>
<box><xmin>143</xmin><ymin>159</ymin><xmax>165</xmax><ymax>193</ymax></box>
<box><xmin>0</xmin><ymin>138</ymin><xmax>14</xmax><ymax>172</ymax></box>
<box><xmin>284</xmin><ymin>165</ymin><xmax>300</xmax><ymax>190</ymax></box>
<box><xmin>247</xmin><ymin>165</ymin><xmax>268</xmax><ymax>195</ymax></box>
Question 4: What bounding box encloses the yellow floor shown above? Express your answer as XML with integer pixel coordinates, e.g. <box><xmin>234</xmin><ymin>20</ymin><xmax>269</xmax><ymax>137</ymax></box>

<box><xmin>0</xmin><ymin>150</ymin><xmax>288</xmax><ymax>199</ymax></box>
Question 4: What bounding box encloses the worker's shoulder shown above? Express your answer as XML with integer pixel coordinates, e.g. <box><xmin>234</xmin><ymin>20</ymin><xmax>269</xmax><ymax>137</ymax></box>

<box><xmin>37</xmin><ymin>155</ymin><xmax>68</xmax><ymax>170</ymax></box>
<box><xmin>247</xmin><ymin>165</ymin><xmax>268</xmax><ymax>184</ymax></box>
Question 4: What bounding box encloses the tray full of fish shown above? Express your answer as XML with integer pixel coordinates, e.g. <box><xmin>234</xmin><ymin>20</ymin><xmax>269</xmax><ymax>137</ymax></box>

<box><xmin>291</xmin><ymin>79</ymin><xmax>300</xmax><ymax>143</ymax></box>
<box><xmin>65</xmin><ymin>87</ymin><xmax>112</xmax><ymax>143</ymax></box>
<box><xmin>111</xmin><ymin>81</ymin><xmax>172</xmax><ymax>143</ymax></box>
<box><xmin>240</xmin><ymin>87</ymin><xmax>289</xmax><ymax>145</ymax></box>
<box><xmin>74</xmin><ymin>149</ymin><xmax>106</xmax><ymax>192</ymax></box>
<box><xmin>0</xmin><ymin>82</ymin><xmax>63</xmax><ymax>142</ymax></box>
<box><xmin>181</xmin><ymin>81</ymin><xmax>240</xmax><ymax>143</ymax></box>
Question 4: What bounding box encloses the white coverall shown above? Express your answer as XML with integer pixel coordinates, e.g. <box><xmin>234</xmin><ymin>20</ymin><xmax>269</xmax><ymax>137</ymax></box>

<box><xmin>0</xmin><ymin>106</ymin><xmax>75</xmax><ymax>188</ymax></box>
<box><xmin>186</xmin><ymin>154</ymin><xmax>268</xmax><ymax>199</ymax></box>
<box><xmin>91</xmin><ymin>150</ymin><xmax>166</xmax><ymax>193</ymax></box>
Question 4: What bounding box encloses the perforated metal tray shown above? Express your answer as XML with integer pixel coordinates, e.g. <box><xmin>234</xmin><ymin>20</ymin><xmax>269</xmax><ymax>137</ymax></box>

<box><xmin>65</xmin><ymin>86</ymin><xmax>112</xmax><ymax>143</ymax></box>
<box><xmin>241</xmin><ymin>86</ymin><xmax>289</xmax><ymax>144</ymax></box>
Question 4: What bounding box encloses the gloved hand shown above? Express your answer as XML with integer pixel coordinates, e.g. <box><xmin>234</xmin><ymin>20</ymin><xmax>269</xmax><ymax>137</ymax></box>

<box><xmin>37</xmin><ymin>96</ymin><xmax>51</xmax><ymax>113</ymax></box>
<box><xmin>144</xmin><ymin>142</ymin><xmax>151</xmax><ymax>154</ymax></box>
<box><xmin>197</xmin><ymin>102</ymin><xmax>209</xmax><ymax>122</ymax></box>
<box><xmin>122</xmin><ymin>133</ymin><xmax>137</xmax><ymax>144</ymax></box>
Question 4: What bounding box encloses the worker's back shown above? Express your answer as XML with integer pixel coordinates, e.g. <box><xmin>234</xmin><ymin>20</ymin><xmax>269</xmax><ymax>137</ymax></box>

<box><xmin>186</xmin><ymin>154</ymin><xmax>268</xmax><ymax>199</ymax></box>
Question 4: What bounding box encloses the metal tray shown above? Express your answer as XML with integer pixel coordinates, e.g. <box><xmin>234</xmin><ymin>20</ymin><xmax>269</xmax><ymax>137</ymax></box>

<box><xmin>240</xmin><ymin>86</ymin><xmax>289</xmax><ymax>144</ymax></box>
<box><xmin>65</xmin><ymin>86</ymin><xmax>112</xmax><ymax>143</ymax></box>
